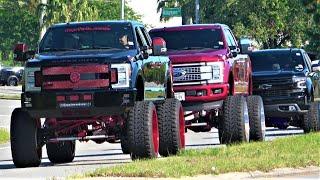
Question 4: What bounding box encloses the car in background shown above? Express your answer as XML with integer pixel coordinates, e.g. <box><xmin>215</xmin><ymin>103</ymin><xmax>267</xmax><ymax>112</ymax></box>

<box><xmin>0</xmin><ymin>66</ymin><xmax>24</xmax><ymax>86</ymax></box>
<box><xmin>250</xmin><ymin>49</ymin><xmax>320</xmax><ymax>132</ymax></box>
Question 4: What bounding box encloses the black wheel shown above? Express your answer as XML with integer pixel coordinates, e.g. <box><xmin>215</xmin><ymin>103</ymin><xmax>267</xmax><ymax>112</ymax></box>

<box><xmin>219</xmin><ymin>96</ymin><xmax>250</xmax><ymax>144</ymax></box>
<box><xmin>10</xmin><ymin>108</ymin><xmax>42</xmax><ymax>168</ymax></box>
<box><xmin>46</xmin><ymin>141</ymin><xmax>76</xmax><ymax>164</ymax></box>
<box><xmin>120</xmin><ymin>135</ymin><xmax>130</xmax><ymax>154</ymax></box>
<box><xmin>247</xmin><ymin>95</ymin><xmax>266</xmax><ymax>141</ymax></box>
<box><xmin>157</xmin><ymin>98</ymin><xmax>185</xmax><ymax>157</ymax></box>
<box><xmin>128</xmin><ymin>101</ymin><xmax>159</xmax><ymax>159</ymax></box>
<box><xmin>7</xmin><ymin>77</ymin><xmax>18</xmax><ymax>86</ymax></box>
<box><xmin>302</xmin><ymin>102</ymin><xmax>320</xmax><ymax>133</ymax></box>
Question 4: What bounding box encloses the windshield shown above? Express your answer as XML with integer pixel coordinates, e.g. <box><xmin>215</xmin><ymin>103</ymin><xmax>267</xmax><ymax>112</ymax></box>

<box><xmin>39</xmin><ymin>24</ymin><xmax>135</xmax><ymax>53</ymax></box>
<box><xmin>250</xmin><ymin>51</ymin><xmax>305</xmax><ymax>72</ymax></box>
<box><xmin>150</xmin><ymin>29</ymin><xmax>224</xmax><ymax>50</ymax></box>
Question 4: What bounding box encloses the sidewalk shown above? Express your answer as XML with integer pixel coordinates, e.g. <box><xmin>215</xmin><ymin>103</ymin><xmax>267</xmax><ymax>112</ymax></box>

<box><xmin>82</xmin><ymin>166</ymin><xmax>319</xmax><ymax>180</ymax></box>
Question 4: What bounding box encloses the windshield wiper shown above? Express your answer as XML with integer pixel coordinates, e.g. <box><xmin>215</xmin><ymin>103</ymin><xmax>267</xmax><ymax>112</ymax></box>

<box><xmin>42</xmin><ymin>48</ymin><xmax>77</xmax><ymax>52</ymax></box>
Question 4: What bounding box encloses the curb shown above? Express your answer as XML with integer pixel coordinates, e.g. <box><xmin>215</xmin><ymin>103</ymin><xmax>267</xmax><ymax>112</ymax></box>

<box><xmin>80</xmin><ymin>167</ymin><xmax>320</xmax><ymax>180</ymax></box>
<box><xmin>247</xmin><ymin>166</ymin><xmax>320</xmax><ymax>178</ymax></box>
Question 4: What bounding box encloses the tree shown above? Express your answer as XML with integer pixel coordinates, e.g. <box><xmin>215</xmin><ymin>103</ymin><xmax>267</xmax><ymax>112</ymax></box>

<box><xmin>303</xmin><ymin>0</ymin><xmax>320</xmax><ymax>58</ymax></box>
<box><xmin>0</xmin><ymin>0</ymin><xmax>140</xmax><ymax>65</ymax></box>
<box><xmin>0</xmin><ymin>1</ymin><xmax>39</xmax><ymax>65</ymax></box>
<box><xmin>158</xmin><ymin>0</ymin><xmax>311</xmax><ymax>49</ymax></box>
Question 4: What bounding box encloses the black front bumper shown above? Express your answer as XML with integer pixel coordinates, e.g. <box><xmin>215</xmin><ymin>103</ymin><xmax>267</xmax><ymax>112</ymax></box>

<box><xmin>22</xmin><ymin>89</ymin><xmax>136</xmax><ymax>118</ymax></box>
<box><xmin>263</xmin><ymin>95</ymin><xmax>309</xmax><ymax>118</ymax></box>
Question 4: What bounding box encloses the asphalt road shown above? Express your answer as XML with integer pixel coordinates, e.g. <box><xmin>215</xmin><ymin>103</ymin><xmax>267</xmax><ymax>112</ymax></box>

<box><xmin>0</xmin><ymin>99</ymin><xmax>306</xmax><ymax>179</ymax></box>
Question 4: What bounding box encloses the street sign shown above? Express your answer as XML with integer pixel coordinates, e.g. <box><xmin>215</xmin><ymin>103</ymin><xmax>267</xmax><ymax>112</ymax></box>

<box><xmin>162</xmin><ymin>7</ymin><xmax>182</xmax><ymax>18</ymax></box>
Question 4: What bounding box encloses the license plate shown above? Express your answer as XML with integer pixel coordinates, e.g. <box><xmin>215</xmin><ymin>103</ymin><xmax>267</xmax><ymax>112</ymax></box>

<box><xmin>174</xmin><ymin>92</ymin><xmax>185</xmax><ymax>101</ymax></box>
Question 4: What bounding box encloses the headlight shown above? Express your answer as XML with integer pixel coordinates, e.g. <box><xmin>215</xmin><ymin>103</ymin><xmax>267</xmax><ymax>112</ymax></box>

<box><xmin>111</xmin><ymin>63</ymin><xmax>131</xmax><ymax>88</ymax></box>
<box><xmin>293</xmin><ymin>76</ymin><xmax>306</xmax><ymax>89</ymax></box>
<box><xmin>25</xmin><ymin>67</ymin><xmax>41</xmax><ymax>92</ymax></box>
<box><xmin>207</xmin><ymin>62</ymin><xmax>224</xmax><ymax>83</ymax></box>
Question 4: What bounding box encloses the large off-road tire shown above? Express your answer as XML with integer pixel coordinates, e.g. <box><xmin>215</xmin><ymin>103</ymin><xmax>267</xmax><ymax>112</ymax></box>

<box><xmin>302</xmin><ymin>102</ymin><xmax>320</xmax><ymax>133</ymax></box>
<box><xmin>46</xmin><ymin>141</ymin><xmax>76</xmax><ymax>164</ymax></box>
<box><xmin>157</xmin><ymin>98</ymin><xmax>185</xmax><ymax>157</ymax></box>
<box><xmin>128</xmin><ymin>101</ymin><xmax>159</xmax><ymax>159</ymax></box>
<box><xmin>219</xmin><ymin>96</ymin><xmax>250</xmax><ymax>144</ymax></box>
<box><xmin>247</xmin><ymin>95</ymin><xmax>266</xmax><ymax>141</ymax></box>
<box><xmin>11</xmin><ymin>108</ymin><xmax>42</xmax><ymax>168</ymax></box>
<box><xmin>120</xmin><ymin>135</ymin><xmax>130</xmax><ymax>154</ymax></box>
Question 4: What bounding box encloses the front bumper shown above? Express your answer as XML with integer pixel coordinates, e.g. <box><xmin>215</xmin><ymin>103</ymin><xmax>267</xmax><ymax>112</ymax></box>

<box><xmin>22</xmin><ymin>89</ymin><xmax>136</xmax><ymax>118</ymax></box>
<box><xmin>173</xmin><ymin>83</ymin><xmax>228</xmax><ymax>111</ymax></box>
<box><xmin>174</xmin><ymin>83</ymin><xmax>229</xmax><ymax>102</ymax></box>
<box><xmin>263</xmin><ymin>96</ymin><xmax>309</xmax><ymax>118</ymax></box>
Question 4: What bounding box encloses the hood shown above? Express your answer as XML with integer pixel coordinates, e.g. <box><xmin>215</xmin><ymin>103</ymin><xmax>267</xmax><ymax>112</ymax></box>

<box><xmin>26</xmin><ymin>49</ymin><xmax>137</xmax><ymax>67</ymax></box>
<box><xmin>253</xmin><ymin>71</ymin><xmax>305</xmax><ymax>79</ymax></box>
<box><xmin>168</xmin><ymin>49</ymin><xmax>228</xmax><ymax>63</ymax></box>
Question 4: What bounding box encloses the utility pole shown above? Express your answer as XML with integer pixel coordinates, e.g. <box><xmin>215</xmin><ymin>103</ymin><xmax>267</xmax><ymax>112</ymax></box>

<box><xmin>39</xmin><ymin>0</ymin><xmax>47</xmax><ymax>41</ymax></box>
<box><xmin>121</xmin><ymin>0</ymin><xmax>125</xmax><ymax>20</ymax></box>
<box><xmin>195</xmin><ymin>0</ymin><xmax>199</xmax><ymax>24</ymax></box>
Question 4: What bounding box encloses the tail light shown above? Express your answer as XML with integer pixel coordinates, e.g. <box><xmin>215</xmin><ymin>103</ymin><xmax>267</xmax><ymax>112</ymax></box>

<box><xmin>110</xmin><ymin>68</ymin><xmax>118</xmax><ymax>84</ymax></box>
<box><xmin>34</xmin><ymin>71</ymin><xmax>42</xmax><ymax>87</ymax></box>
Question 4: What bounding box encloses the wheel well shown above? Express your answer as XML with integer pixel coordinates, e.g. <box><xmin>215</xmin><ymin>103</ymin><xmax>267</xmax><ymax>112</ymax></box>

<box><xmin>136</xmin><ymin>75</ymin><xmax>144</xmax><ymax>101</ymax></box>
<box><xmin>8</xmin><ymin>75</ymin><xmax>18</xmax><ymax>81</ymax></box>
<box><xmin>228</xmin><ymin>73</ymin><xmax>234</xmax><ymax>95</ymax></box>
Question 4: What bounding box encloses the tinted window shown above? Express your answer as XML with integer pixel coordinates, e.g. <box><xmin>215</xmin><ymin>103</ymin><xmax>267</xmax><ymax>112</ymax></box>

<box><xmin>250</xmin><ymin>51</ymin><xmax>305</xmax><ymax>72</ymax></box>
<box><xmin>150</xmin><ymin>29</ymin><xmax>224</xmax><ymax>50</ymax></box>
<box><xmin>39</xmin><ymin>23</ymin><xmax>135</xmax><ymax>52</ymax></box>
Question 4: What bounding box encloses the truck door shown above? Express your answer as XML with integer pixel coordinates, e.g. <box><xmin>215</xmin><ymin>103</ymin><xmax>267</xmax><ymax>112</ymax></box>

<box><xmin>304</xmin><ymin>52</ymin><xmax>320</xmax><ymax>101</ymax></box>
<box><xmin>224</xmin><ymin>28</ymin><xmax>250</xmax><ymax>95</ymax></box>
<box><xmin>135</xmin><ymin>27</ymin><xmax>166</xmax><ymax>100</ymax></box>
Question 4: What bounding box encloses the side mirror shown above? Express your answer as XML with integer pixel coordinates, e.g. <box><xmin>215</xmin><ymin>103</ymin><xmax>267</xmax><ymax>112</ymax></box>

<box><xmin>13</xmin><ymin>43</ymin><xmax>35</xmax><ymax>62</ymax></box>
<box><xmin>13</xmin><ymin>43</ymin><xmax>28</xmax><ymax>61</ymax></box>
<box><xmin>312</xmin><ymin>65</ymin><xmax>320</xmax><ymax>72</ymax></box>
<box><xmin>230</xmin><ymin>47</ymin><xmax>240</xmax><ymax>58</ymax></box>
<box><xmin>239</xmin><ymin>38</ymin><xmax>256</xmax><ymax>54</ymax></box>
<box><xmin>152</xmin><ymin>37</ymin><xmax>167</xmax><ymax>56</ymax></box>
<box><xmin>312</xmin><ymin>60</ymin><xmax>320</xmax><ymax>72</ymax></box>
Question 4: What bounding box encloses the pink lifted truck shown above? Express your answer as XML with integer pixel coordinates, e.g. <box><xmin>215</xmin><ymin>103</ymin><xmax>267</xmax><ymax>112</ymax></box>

<box><xmin>150</xmin><ymin>24</ymin><xmax>266</xmax><ymax>144</ymax></box>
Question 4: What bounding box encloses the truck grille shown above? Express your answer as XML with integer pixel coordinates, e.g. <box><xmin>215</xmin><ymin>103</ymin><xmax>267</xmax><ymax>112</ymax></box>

<box><xmin>173</xmin><ymin>63</ymin><xmax>210</xmax><ymax>86</ymax></box>
<box><xmin>253</xmin><ymin>77</ymin><xmax>293</xmax><ymax>87</ymax></box>
<box><xmin>254</xmin><ymin>89</ymin><xmax>292</xmax><ymax>97</ymax></box>
<box><xmin>41</xmin><ymin>64</ymin><xmax>109</xmax><ymax>90</ymax></box>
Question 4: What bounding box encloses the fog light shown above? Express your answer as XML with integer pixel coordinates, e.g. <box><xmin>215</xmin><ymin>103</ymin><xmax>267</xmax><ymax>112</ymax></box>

<box><xmin>213</xmin><ymin>88</ymin><xmax>222</xmax><ymax>94</ymax></box>
<box><xmin>289</xmin><ymin>106</ymin><xmax>296</xmax><ymax>111</ymax></box>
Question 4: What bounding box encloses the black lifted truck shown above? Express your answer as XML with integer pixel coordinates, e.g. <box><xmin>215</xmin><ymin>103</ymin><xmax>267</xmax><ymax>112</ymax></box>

<box><xmin>11</xmin><ymin>21</ymin><xmax>185</xmax><ymax>168</ymax></box>
<box><xmin>250</xmin><ymin>49</ymin><xmax>320</xmax><ymax>132</ymax></box>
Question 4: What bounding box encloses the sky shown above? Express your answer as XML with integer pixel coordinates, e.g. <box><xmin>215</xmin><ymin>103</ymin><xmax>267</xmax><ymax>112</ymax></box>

<box><xmin>127</xmin><ymin>0</ymin><xmax>182</xmax><ymax>28</ymax></box>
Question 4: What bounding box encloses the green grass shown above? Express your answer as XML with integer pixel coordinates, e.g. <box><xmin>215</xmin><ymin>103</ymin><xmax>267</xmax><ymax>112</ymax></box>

<box><xmin>0</xmin><ymin>128</ymin><xmax>9</xmax><ymax>144</ymax></box>
<box><xmin>81</xmin><ymin>133</ymin><xmax>320</xmax><ymax>178</ymax></box>
<box><xmin>0</xmin><ymin>94</ymin><xmax>20</xmax><ymax>100</ymax></box>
